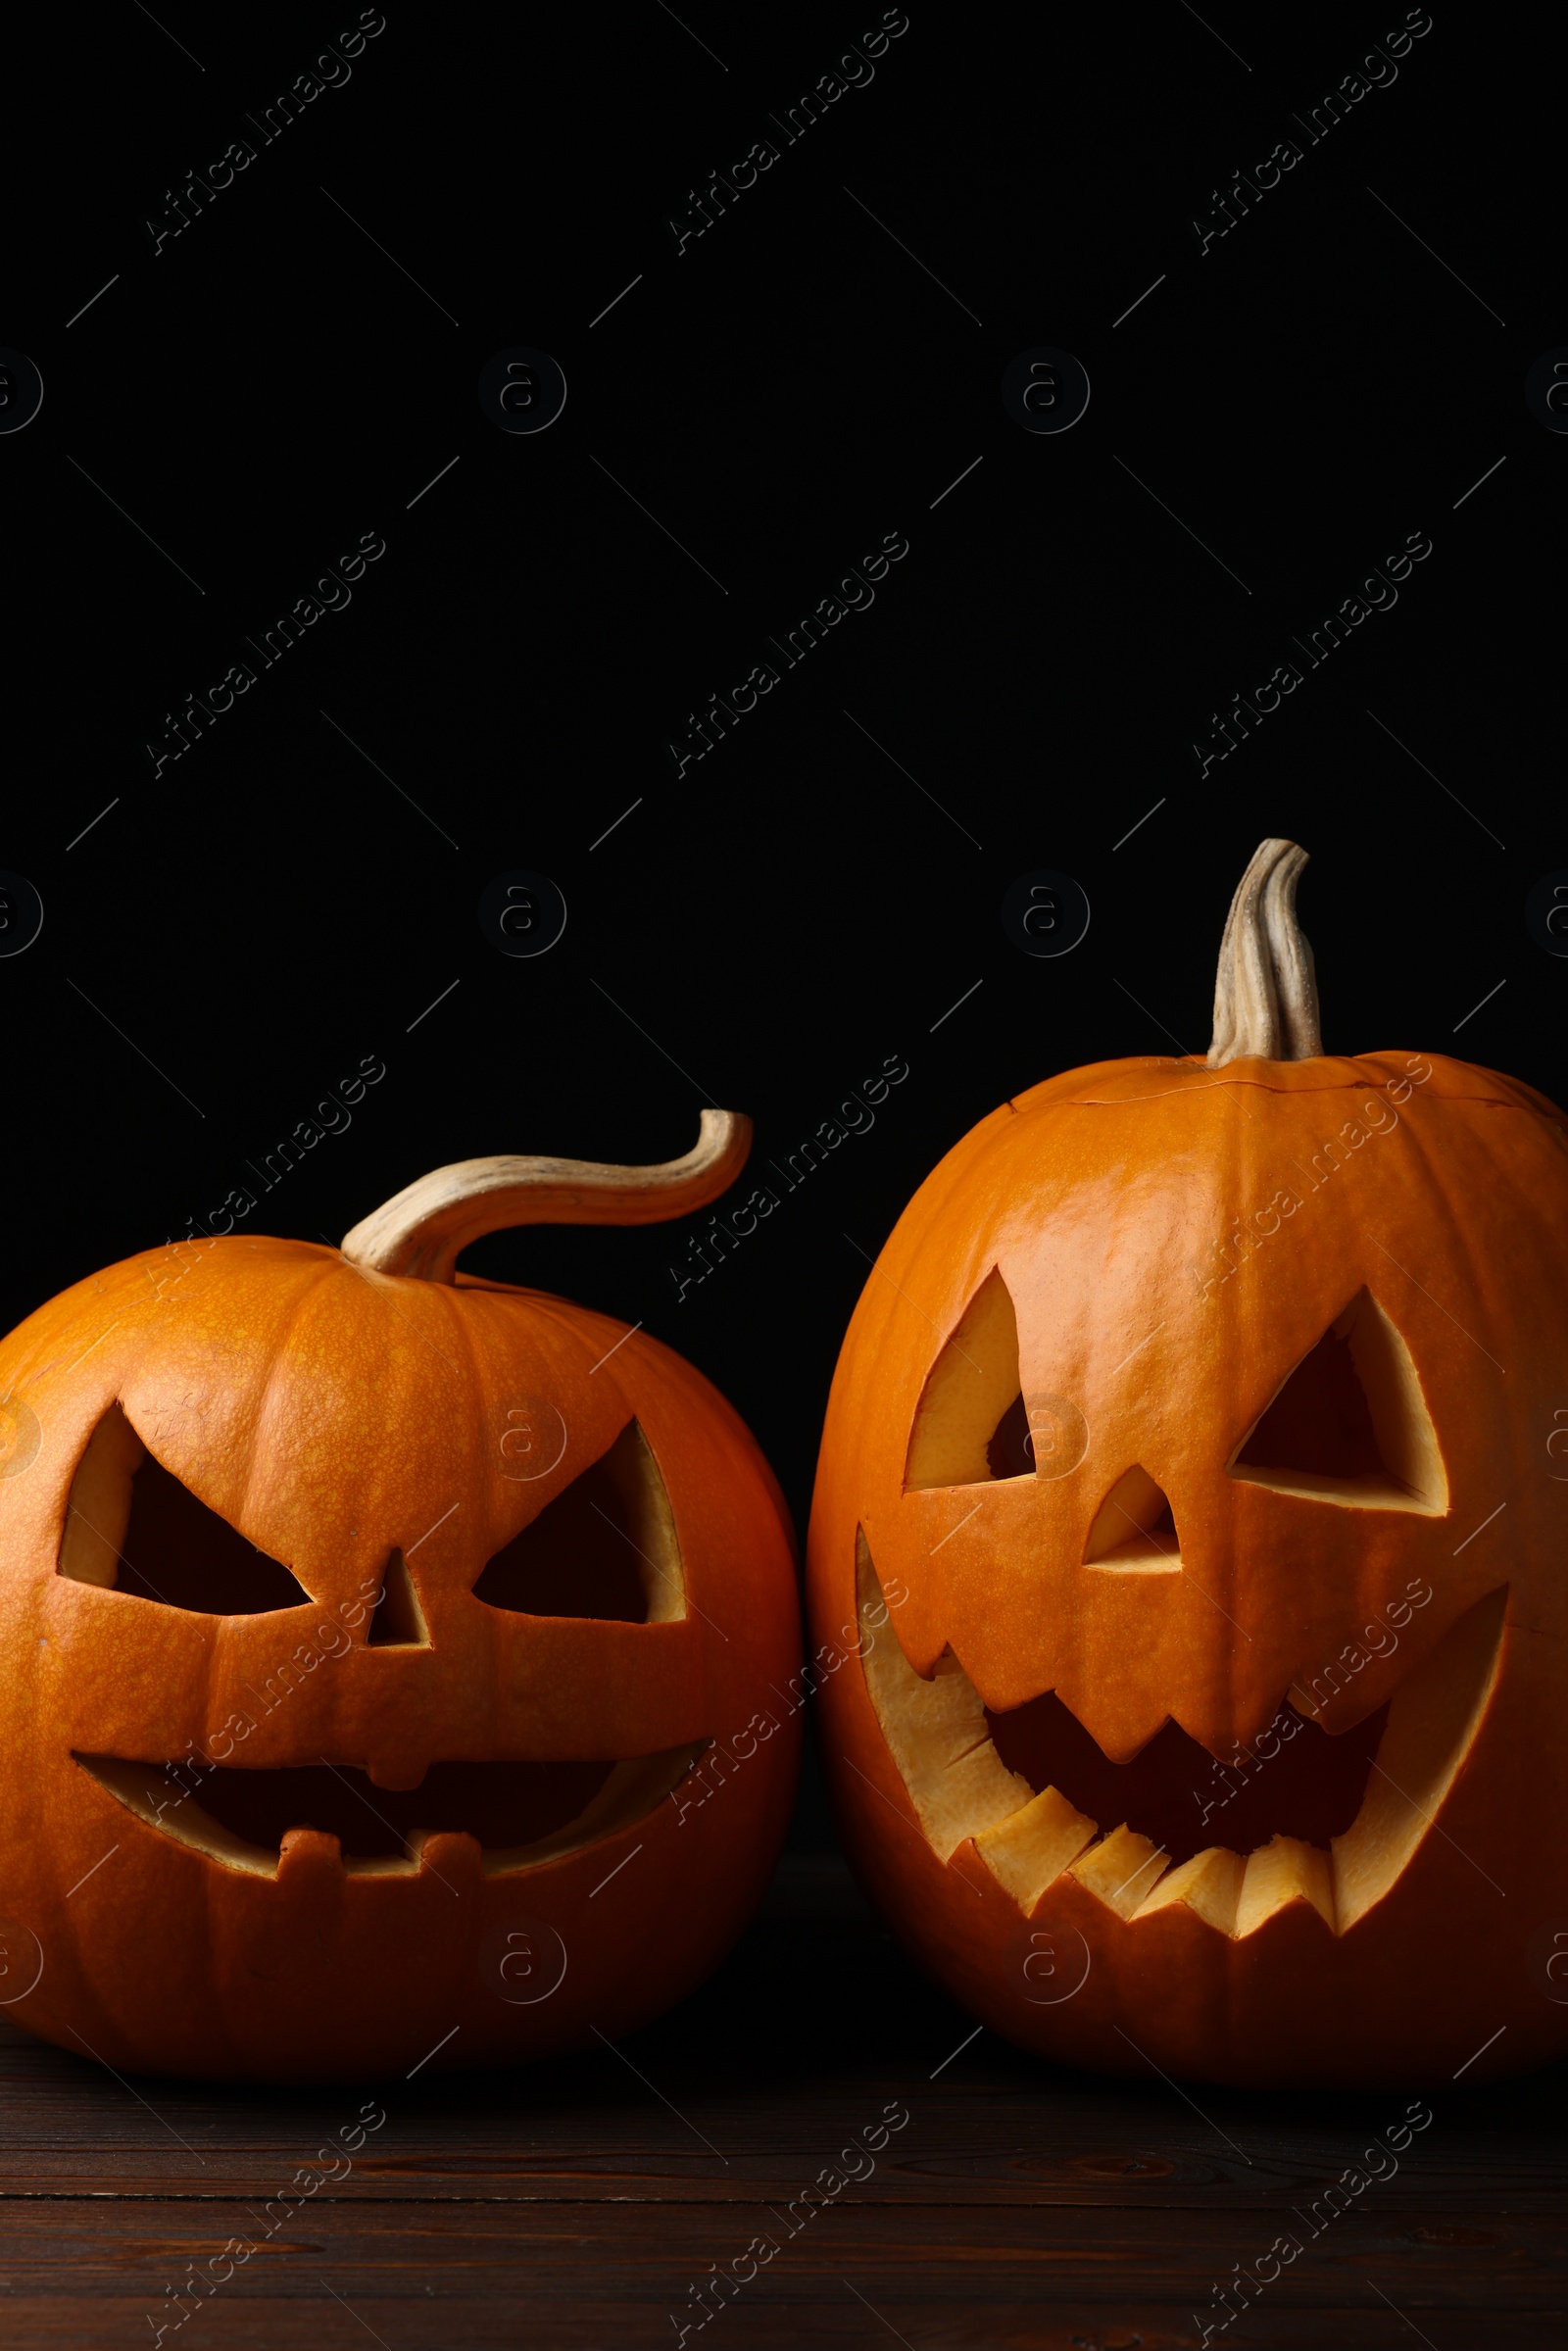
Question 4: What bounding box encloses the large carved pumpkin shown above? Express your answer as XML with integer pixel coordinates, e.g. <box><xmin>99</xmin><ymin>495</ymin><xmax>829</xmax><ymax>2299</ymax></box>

<box><xmin>0</xmin><ymin>1112</ymin><xmax>799</xmax><ymax>2082</ymax></box>
<box><xmin>808</xmin><ymin>841</ymin><xmax>1567</xmax><ymax>2086</ymax></box>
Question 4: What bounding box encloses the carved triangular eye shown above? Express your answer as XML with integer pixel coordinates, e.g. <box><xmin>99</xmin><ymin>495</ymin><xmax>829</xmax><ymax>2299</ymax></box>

<box><xmin>1229</xmin><ymin>1290</ymin><xmax>1447</xmax><ymax>1513</ymax></box>
<box><xmin>58</xmin><ymin>1403</ymin><xmax>312</xmax><ymax>1613</ymax></box>
<box><xmin>474</xmin><ymin>1418</ymin><xmax>685</xmax><ymax>1623</ymax></box>
<box><xmin>906</xmin><ymin>1268</ymin><xmax>1030</xmax><ymax>1491</ymax></box>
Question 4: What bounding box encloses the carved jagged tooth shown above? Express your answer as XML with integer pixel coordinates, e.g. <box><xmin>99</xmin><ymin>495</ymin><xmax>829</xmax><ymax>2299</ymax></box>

<box><xmin>1132</xmin><ymin>1844</ymin><xmax>1244</xmax><ymax>1935</ymax></box>
<box><xmin>1236</xmin><ymin>1834</ymin><xmax>1335</xmax><ymax>1937</ymax></box>
<box><xmin>412</xmin><ymin>1829</ymin><xmax>483</xmax><ymax>1883</ymax></box>
<box><xmin>1031</xmin><ymin>1690</ymin><xmax>1193</xmax><ymax>1769</ymax></box>
<box><xmin>974</xmin><ymin>1786</ymin><xmax>1098</xmax><ymax>1911</ymax></box>
<box><xmin>1068</xmin><ymin>1823</ymin><xmax>1169</xmax><ymax>1920</ymax></box>
<box><xmin>277</xmin><ymin>1827</ymin><xmax>344</xmax><ymax>1878</ymax></box>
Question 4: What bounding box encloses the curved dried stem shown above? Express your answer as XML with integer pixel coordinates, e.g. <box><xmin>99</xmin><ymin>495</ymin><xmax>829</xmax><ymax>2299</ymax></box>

<box><xmin>1206</xmin><ymin>839</ymin><xmax>1323</xmax><ymax>1067</ymax></box>
<box><xmin>341</xmin><ymin>1108</ymin><xmax>752</xmax><ymax>1283</ymax></box>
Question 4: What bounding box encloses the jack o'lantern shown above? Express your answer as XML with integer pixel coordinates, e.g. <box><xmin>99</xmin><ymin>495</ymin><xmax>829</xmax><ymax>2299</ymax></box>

<box><xmin>0</xmin><ymin>1111</ymin><xmax>799</xmax><ymax>2082</ymax></box>
<box><xmin>809</xmin><ymin>841</ymin><xmax>1568</xmax><ymax>2087</ymax></box>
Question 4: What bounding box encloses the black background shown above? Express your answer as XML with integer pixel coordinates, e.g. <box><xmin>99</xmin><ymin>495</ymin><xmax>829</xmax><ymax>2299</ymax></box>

<box><xmin>3</xmin><ymin>1</ymin><xmax>1558</xmax><ymax>1857</ymax></box>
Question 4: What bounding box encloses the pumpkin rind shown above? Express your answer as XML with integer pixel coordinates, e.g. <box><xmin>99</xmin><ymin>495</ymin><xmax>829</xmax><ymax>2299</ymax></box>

<box><xmin>808</xmin><ymin>1046</ymin><xmax>1568</xmax><ymax>2086</ymax></box>
<box><xmin>0</xmin><ymin>1238</ymin><xmax>800</xmax><ymax>2082</ymax></box>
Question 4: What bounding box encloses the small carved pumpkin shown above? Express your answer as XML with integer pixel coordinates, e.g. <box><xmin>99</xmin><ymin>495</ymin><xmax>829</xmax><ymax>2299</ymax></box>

<box><xmin>0</xmin><ymin>1112</ymin><xmax>799</xmax><ymax>2082</ymax></box>
<box><xmin>809</xmin><ymin>842</ymin><xmax>1567</xmax><ymax>2086</ymax></box>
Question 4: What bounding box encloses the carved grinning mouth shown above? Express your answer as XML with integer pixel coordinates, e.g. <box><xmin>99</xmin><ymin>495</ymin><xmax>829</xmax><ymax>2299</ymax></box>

<box><xmin>74</xmin><ymin>1745</ymin><xmax>706</xmax><ymax>1880</ymax></box>
<box><xmin>985</xmin><ymin>1689</ymin><xmax>1391</xmax><ymax>1874</ymax></box>
<box><xmin>855</xmin><ymin>1536</ymin><xmax>1505</xmax><ymax>1937</ymax></box>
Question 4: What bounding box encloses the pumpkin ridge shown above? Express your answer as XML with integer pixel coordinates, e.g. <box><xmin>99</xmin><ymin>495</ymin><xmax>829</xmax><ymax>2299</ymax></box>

<box><xmin>233</xmin><ymin>1251</ymin><xmax>350</xmax><ymax>1566</ymax></box>
<box><xmin>0</xmin><ymin>1114</ymin><xmax>802</xmax><ymax>2080</ymax></box>
<box><xmin>809</xmin><ymin>837</ymin><xmax>1567</xmax><ymax>2086</ymax></box>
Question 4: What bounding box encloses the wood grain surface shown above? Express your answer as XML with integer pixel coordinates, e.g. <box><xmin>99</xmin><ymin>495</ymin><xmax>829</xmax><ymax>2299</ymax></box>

<box><xmin>0</xmin><ymin>1858</ymin><xmax>1561</xmax><ymax>2347</ymax></box>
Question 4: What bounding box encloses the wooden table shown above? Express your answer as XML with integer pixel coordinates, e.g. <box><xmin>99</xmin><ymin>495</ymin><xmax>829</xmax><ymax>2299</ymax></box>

<box><xmin>1</xmin><ymin>1857</ymin><xmax>1559</xmax><ymax>2347</ymax></box>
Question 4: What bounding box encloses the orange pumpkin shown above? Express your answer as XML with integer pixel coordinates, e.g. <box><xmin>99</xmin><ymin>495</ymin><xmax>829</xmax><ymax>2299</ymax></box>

<box><xmin>808</xmin><ymin>841</ymin><xmax>1568</xmax><ymax>2086</ymax></box>
<box><xmin>0</xmin><ymin>1112</ymin><xmax>799</xmax><ymax>2082</ymax></box>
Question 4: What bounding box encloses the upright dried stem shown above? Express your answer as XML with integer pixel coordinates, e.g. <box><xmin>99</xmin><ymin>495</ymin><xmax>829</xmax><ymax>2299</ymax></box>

<box><xmin>1207</xmin><ymin>840</ymin><xmax>1323</xmax><ymax>1067</ymax></box>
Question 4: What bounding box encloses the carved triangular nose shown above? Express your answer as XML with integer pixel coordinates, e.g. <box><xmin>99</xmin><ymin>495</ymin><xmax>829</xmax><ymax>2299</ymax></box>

<box><xmin>368</xmin><ymin>1549</ymin><xmax>429</xmax><ymax>1646</ymax></box>
<box><xmin>1084</xmin><ymin>1466</ymin><xmax>1179</xmax><ymax>1572</ymax></box>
